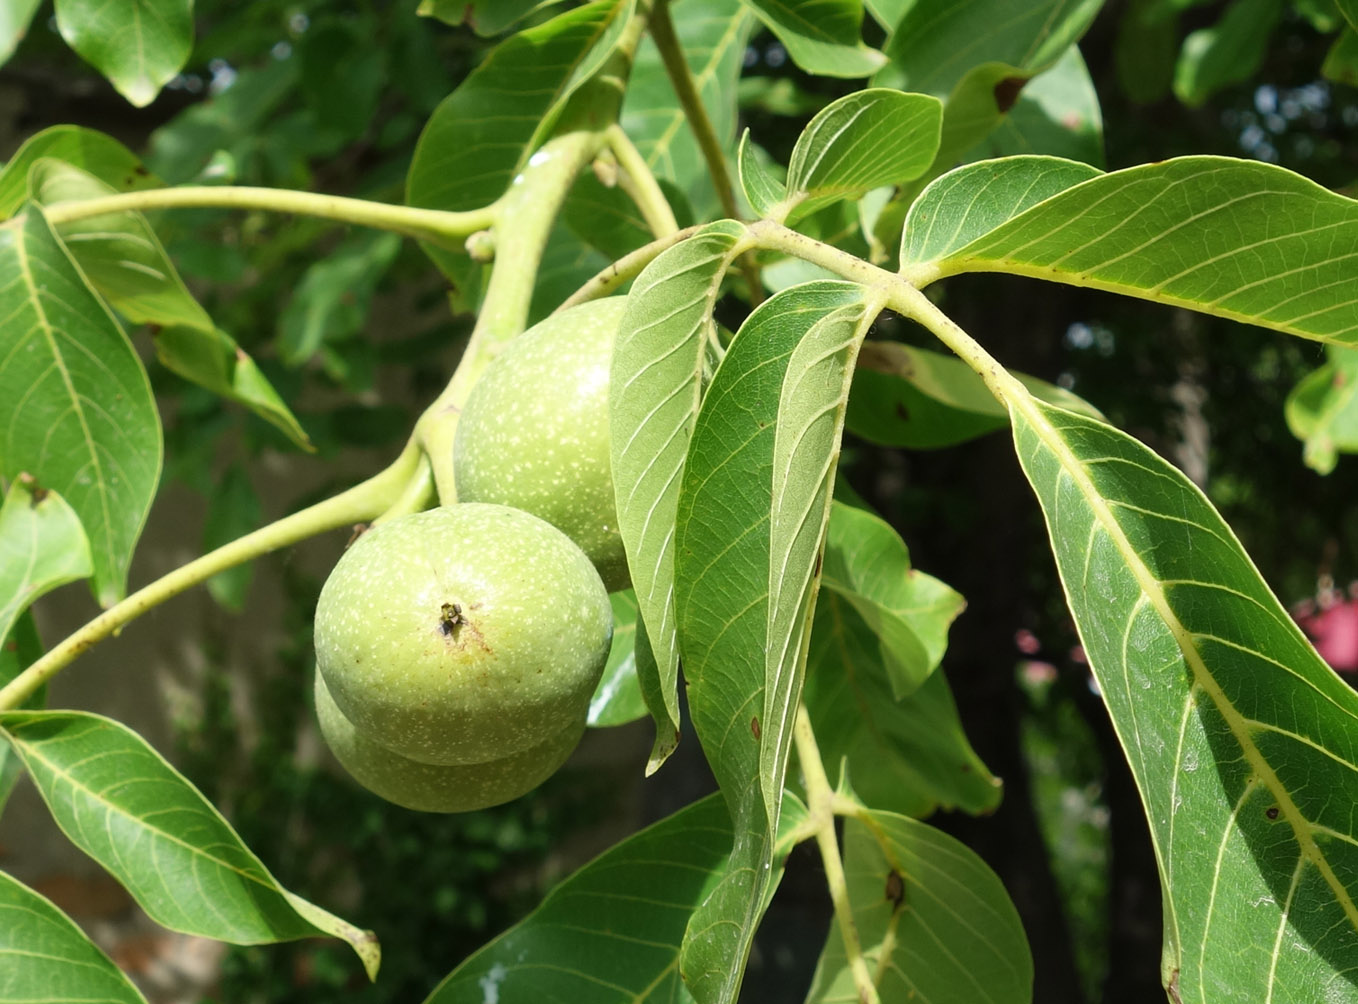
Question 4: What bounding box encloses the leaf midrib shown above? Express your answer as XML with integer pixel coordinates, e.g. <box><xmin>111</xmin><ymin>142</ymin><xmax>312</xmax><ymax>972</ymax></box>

<box><xmin>3</xmin><ymin>718</ymin><xmax>283</xmax><ymax>898</ymax></box>
<box><xmin>1011</xmin><ymin>392</ymin><xmax>1358</xmax><ymax>964</ymax></box>
<box><xmin>11</xmin><ymin>223</ymin><xmax>114</xmax><ymax>577</ymax></box>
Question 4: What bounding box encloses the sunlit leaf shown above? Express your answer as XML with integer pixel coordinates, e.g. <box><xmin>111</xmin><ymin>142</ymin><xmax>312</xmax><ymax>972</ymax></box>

<box><xmin>407</xmin><ymin>0</ymin><xmax>635</xmax><ymax>218</ymax></box>
<box><xmin>0</xmin><ymin>710</ymin><xmax>380</xmax><ymax>978</ymax></box>
<box><xmin>53</xmin><ymin>0</ymin><xmax>193</xmax><ymax>107</ymax></box>
<box><xmin>1284</xmin><ymin>345</ymin><xmax>1358</xmax><ymax>475</ymax></box>
<box><xmin>623</xmin><ymin>0</ymin><xmax>754</xmax><ymax>219</ymax></box>
<box><xmin>1007</xmin><ymin>390</ymin><xmax>1358</xmax><ymax>1000</ymax></box>
<box><xmin>805</xmin><ymin>808</ymin><xmax>1032</xmax><ymax>1003</ymax></box>
<box><xmin>0</xmin><ymin>125</ymin><xmax>160</xmax><ymax>220</ymax></box>
<box><xmin>587</xmin><ymin>589</ymin><xmax>648</xmax><ymax>727</ymax></box>
<box><xmin>0</xmin><ymin>0</ymin><xmax>42</xmax><ymax>66</ymax></box>
<box><xmin>906</xmin><ymin>157</ymin><xmax>1358</xmax><ymax>344</ymax></box>
<box><xmin>963</xmin><ymin>47</ymin><xmax>1105</xmax><ymax>168</ymax></box>
<box><xmin>742</xmin><ymin>0</ymin><xmax>885</xmax><ymax>77</ymax></box>
<box><xmin>31</xmin><ymin>158</ymin><xmax>212</xmax><ymax>329</ymax></box>
<box><xmin>846</xmin><ymin>337</ymin><xmax>1101</xmax><ymax>449</ymax></box>
<box><xmin>675</xmin><ymin>280</ymin><xmax>876</xmax><ymax>1002</ymax></box>
<box><xmin>0</xmin><ymin>869</ymin><xmax>149</xmax><ymax>1004</ymax></box>
<box><xmin>1174</xmin><ymin>0</ymin><xmax>1283</xmax><ymax>107</ymax></box>
<box><xmin>820</xmin><ymin>501</ymin><xmax>964</xmax><ymax>698</ymax></box>
<box><xmin>610</xmin><ymin>220</ymin><xmax>753</xmax><ymax>770</ymax></box>
<box><xmin>877</xmin><ymin>0</ymin><xmax>1103</xmax><ymax>98</ymax></box>
<box><xmin>737</xmin><ymin>130</ymin><xmax>787</xmax><ymax>219</ymax></box>
<box><xmin>0</xmin><ymin>476</ymin><xmax>92</xmax><ymax>647</ymax></box>
<box><xmin>804</xmin><ymin>599</ymin><xmax>1001</xmax><ymax>818</ymax></box>
<box><xmin>777</xmin><ymin>89</ymin><xmax>942</xmax><ymax>223</ymax></box>
<box><xmin>0</xmin><ymin>210</ymin><xmax>160</xmax><ymax>606</ymax></box>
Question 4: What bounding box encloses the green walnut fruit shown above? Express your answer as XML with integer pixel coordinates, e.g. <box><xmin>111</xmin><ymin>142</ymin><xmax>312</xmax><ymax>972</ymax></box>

<box><xmin>314</xmin><ymin>503</ymin><xmax>611</xmax><ymax>789</ymax></box>
<box><xmin>314</xmin><ymin>673</ymin><xmax>585</xmax><ymax>813</ymax></box>
<box><xmin>454</xmin><ymin>296</ymin><xmax>629</xmax><ymax>592</ymax></box>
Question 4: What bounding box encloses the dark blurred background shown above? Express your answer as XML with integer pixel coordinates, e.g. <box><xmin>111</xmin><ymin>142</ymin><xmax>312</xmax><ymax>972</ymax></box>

<box><xmin>0</xmin><ymin>2</ymin><xmax>1354</xmax><ymax>1002</ymax></box>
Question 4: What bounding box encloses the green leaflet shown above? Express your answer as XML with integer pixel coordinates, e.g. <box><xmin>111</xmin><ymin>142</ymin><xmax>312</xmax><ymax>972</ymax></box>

<box><xmin>0</xmin><ymin>125</ymin><xmax>161</xmax><ymax>220</ymax></box>
<box><xmin>846</xmin><ymin>338</ymin><xmax>1102</xmax><ymax>449</ymax></box>
<box><xmin>610</xmin><ymin>220</ymin><xmax>752</xmax><ymax>771</ymax></box>
<box><xmin>806</xmin><ymin>809</ymin><xmax>1032</xmax><ymax>1003</ymax></box>
<box><xmin>1007</xmin><ymin>392</ymin><xmax>1358</xmax><ymax>1000</ymax></box>
<box><xmin>1284</xmin><ymin>345</ymin><xmax>1358</xmax><ymax>475</ymax></box>
<box><xmin>804</xmin><ymin>592</ymin><xmax>1000</xmax><ymax>819</ymax></box>
<box><xmin>587</xmin><ymin>589</ymin><xmax>648</xmax><ymax>727</ymax></box>
<box><xmin>0</xmin><ymin>869</ymin><xmax>149</xmax><ymax>1004</ymax></box>
<box><xmin>820</xmin><ymin>501</ymin><xmax>964</xmax><ymax>699</ymax></box>
<box><xmin>0</xmin><ymin>209</ymin><xmax>161</xmax><ymax>606</ymax></box>
<box><xmin>53</xmin><ymin>0</ymin><xmax>192</xmax><ymax>106</ymax></box>
<box><xmin>0</xmin><ymin>477</ymin><xmax>92</xmax><ymax>647</ymax></box>
<box><xmin>0</xmin><ymin>710</ymin><xmax>380</xmax><ymax>978</ymax></box>
<box><xmin>422</xmin><ymin>792</ymin><xmax>807</xmax><ymax>1004</ymax></box>
<box><xmin>407</xmin><ymin>0</ymin><xmax>635</xmax><ymax>272</ymax></box>
<box><xmin>28</xmin><ymin>158</ymin><xmax>310</xmax><ymax>448</ymax></box>
<box><xmin>901</xmin><ymin>156</ymin><xmax>1103</xmax><ymax>267</ymax></box>
<box><xmin>674</xmin><ymin>280</ymin><xmax>877</xmax><ymax>1003</ymax></box>
<box><xmin>740</xmin><ymin>0</ymin><xmax>885</xmax><ymax>78</ymax></box>
<box><xmin>907</xmin><ymin>157</ymin><xmax>1358</xmax><ymax>344</ymax></box>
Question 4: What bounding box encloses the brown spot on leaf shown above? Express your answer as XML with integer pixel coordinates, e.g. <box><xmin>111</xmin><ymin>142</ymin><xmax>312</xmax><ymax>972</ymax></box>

<box><xmin>750</xmin><ymin>716</ymin><xmax>761</xmax><ymax>740</ymax></box>
<box><xmin>1167</xmin><ymin>969</ymin><xmax>1181</xmax><ymax>1004</ymax></box>
<box><xmin>1266</xmin><ymin>805</ymin><xmax>1280</xmax><ymax>820</ymax></box>
<box><xmin>885</xmin><ymin>870</ymin><xmax>905</xmax><ymax>910</ymax></box>
<box><xmin>894</xmin><ymin>401</ymin><xmax>910</xmax><ymax>422</ymax></box>
<box><xmin>345</xmin><ymin>523</ymin><xmax>369</xmax><ymax>549</ymax></box>
<box><xmin>993</xmin><ymin>76</ymin><xmax>1028</xmax><ymax>114</ymax></box>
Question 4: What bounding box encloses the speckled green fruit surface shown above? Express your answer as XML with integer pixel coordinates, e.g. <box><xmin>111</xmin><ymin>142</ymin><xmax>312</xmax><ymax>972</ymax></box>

<box><xmin>314</xmin><ymin>503</ymin><xmax>611</xmax><ymax>767</ymax></box>
<box><xmin>453</xmin><ymin>296</ymin><xmax>630</xmax><ymax>592</ymax></box>
<box><xmin>315</xmin><ymin>673</ymin><xmax>584</xmax><ymax>812</ymax></box>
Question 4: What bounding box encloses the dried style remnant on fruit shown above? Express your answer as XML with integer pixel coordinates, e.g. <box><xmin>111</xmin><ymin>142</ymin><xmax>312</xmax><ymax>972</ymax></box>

<box><xmin>313</xmin><ymin>503</ymin><xmax>611</xmax><ymax>812</ymax></box>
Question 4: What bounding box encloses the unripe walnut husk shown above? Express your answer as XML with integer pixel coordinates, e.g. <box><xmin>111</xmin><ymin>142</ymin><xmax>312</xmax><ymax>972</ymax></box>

<box><xmin>453</xmin><ymin>296</ymin><xmax>630</xmax><ymax>592</ymax></box>
<box><xmin>313</xmin><ymin>504</ymin><xmax>611</xmax><ymax>785</ymax></box>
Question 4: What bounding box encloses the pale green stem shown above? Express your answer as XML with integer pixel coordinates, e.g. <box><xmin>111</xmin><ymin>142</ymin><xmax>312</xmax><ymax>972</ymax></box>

<box><xmin>415</xmin><ymin>129</ymin><xmax>607</xmax><ymax>502</ymax></box>
<box><xmin>793</xmin><ymin>702</ymin><xmax>881</xmax><ymax>1004</ymax></box>
<box><xmin>746</xmin><ymin>219</ymin><xmax>1023</xmax><ymax>403</ymax></box>
<box><xmin>42</xmin><ymin>186</ymin><xmax>498</xmax><ymax>249</ymax></box>
<box><xmin>556</xmin><ymin>224</ymin><xmax>702</xmax><ymax>310</ymax></box>
<box><xmin>648</xmin><ymin>0</ymin><xmax>763</xmax><ymax>303</ymax></box>
<box><xmin>605</xmin><ymin>123</ymin><xmax>680</xmax><ymax>238</ymax></box>
<box><xmin>0</xmin><ymin>441</ymin><xmax>425</xmax><ymax>712</ymax></box>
